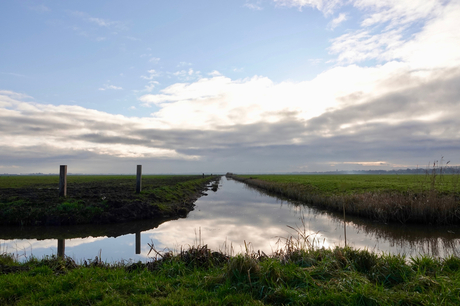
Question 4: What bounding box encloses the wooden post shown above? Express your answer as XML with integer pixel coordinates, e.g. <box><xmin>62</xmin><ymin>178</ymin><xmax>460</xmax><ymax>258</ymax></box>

<box><xmin>59</xmin><ymin>165</ymin><xmax>67</xmax><ymax>197</ymax></box>
<box><xmin>136</xmin><ymin>165</ymin><xmax>142</xmax><ymax>194</ymax></box>
<box><xmin>343</xmin><ymin>202</ymin><xmax>347</xmax><ymax>247</ymax></box>
<box><xmin>202</xmin><ymin>173</ymin><xmax>204</xmax><ymax>178</ymax></box>
<box><xmin>135</xmin><ymin>232</ymin><xmax>141</xmax><ymax>254</ymax></box>
<box><xmin>57</xmin><ymin>239</ymin><xmax>65</xmax><ymax>258</ymax></box>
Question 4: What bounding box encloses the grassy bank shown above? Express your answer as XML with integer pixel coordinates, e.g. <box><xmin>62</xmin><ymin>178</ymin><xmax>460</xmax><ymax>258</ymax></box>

<box><xmin>0</xmin><ymin>175</ymin><xmax>220</xmax><ymax>226</ymax></box>
<box><xmin>1</xmin><ymin>242</ymin><xmax>460</xmax><ymax>305</ymax></box>
<box><xmin>231</xmin><ymin>173</ymin><xmax>460</xmax><ymax>225</ymax></box>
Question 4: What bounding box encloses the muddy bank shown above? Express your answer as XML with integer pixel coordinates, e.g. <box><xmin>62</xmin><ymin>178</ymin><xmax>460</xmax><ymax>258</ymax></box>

<box><xmin>0</xmin><ymin>175</ymin><xmax>221</xmax><ymax>226</ymax></box>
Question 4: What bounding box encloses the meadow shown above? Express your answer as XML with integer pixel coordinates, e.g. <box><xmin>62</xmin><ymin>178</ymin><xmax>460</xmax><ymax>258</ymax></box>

<box><xmin>233</xmin><ymin>171</ymin><xmax>460</xmax><ymax>225</ymax></box>
<box><xmin>0</xmin><ymin>175</ymin><xmax>219</xmax><ymax>226</ymax></box>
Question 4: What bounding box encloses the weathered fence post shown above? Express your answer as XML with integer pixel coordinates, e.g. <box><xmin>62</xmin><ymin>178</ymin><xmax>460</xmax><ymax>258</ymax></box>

<box><xmin>135</xmin><ymin>232</ymin><xmax>141</xmax><ymax>254</ymax></box>
<box><xmin>59</xmin><ymin>165</ymin><xmax>67</xmax><ymax>197</ymax></box>
<box><xmin>136</xmin><ymin>165</ymin><xmax>142</xmax><ymax>194</ymax></box>
<box><xmin>343</xmin><ymin>203</ymin><xmax>347</xmax><ymax>247</ymax></box>
<box><xmin>202</xmin><ymin>173</ymin><xmax>204</xmax><ymax>178</ymax></box>
<box><xmin>57</xmin><ymin>239</ymin><xmax>65</xmax><ymax>258</ymax></box>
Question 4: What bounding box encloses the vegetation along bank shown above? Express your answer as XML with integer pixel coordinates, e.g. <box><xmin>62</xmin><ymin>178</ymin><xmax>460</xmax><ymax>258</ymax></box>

<box><xmin>0</xmin><ymin>175</ymin><xmax>220</xmax><ymax>226</ymax></box>
<box><xmin>229</xmin><ymin>172</ymin><xmax>460</xmax><ymax>225</ymax></box>
<box><xmin>1</xmin><ymin>241</ymin><xmax>460</xmax><ymax>305</ymax></box>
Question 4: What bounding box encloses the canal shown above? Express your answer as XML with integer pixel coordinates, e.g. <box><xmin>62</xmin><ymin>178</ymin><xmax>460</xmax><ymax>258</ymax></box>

<box><xmin>1</xmin><ymin>176</ymin><xmax>459</xmax><ymax>262</ymax></box>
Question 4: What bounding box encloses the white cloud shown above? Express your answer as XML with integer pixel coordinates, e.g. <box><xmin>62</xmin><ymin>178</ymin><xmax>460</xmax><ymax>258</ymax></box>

<box><xmin>144</xmin><ymin>81</ymin><xmax>159</xmax><ymax>92</ymax></box>
<box><xmin>308</xmin><ymin>58</ymin><xmax>322</xmax><ymax>65</ymax></box>
<box><xmin>391</xmin><ymin>2</ymin><xmax>460</xmax><ymax>70</ymax></box>
<box><xmin>177</xmin><ymin>62</ymin><xmax>192</xmax><ymax>67</ymax></box>
<box><xmin>125</xmin><ymin>36</ymin><xmax>141</xmax><ymax>41</ymax></box>
<box><xmin>169</xmin><ymin>68</ymin><xmax>201</xmax><ymax>81</ymax></box>
<box><xmin>141</xmin><ymin>69</ymin><xmax>160</xmax><ymax>80</ymax></box>
<box><xmin>28</xmin><ymin>4</ymin><xmax>50</xmax><ymax>13</ymax></box>
<box><xmin>0</xmin><ymin>91</ymin><xmax>197</xmax><ymax>161</ymax></box>
<box><xmin>273</xmin><ymin>0</ymin><xmax>344</xmax><ymax>15</ymax></box>
<box><xmin>327</xmin><ymin>0</ymin><xmax>455</xmax><ymax>66</ymax></box>
<box><xmin>244</xmin><ymin>2</ymin><xmax>263</xmax><ymax>10</ymax></box>
<box><xmin>208</xmin><ymin>70</ymin><xmax>222</xmax><ymax>76</ymax></box>
<box><xmin>149</xmin><ymin>57</ymin><xmax>160</xmax><ymax>64</ymax></box>
<box><xmin>355</xmin><ymin>0</ymin><xmax>441</xmax><ymax>28</ymax></box>
<box><xmin>139</xmin><ymin>62</ymin><xmax>419</xmax><ymax>128</ymax></box>
<box><xmin>0</xmin><ymin>72</ymin><xmax>28</xmax><ymax>78</ymax></box>
<box><xmin>88</xmin><ymin>17</ymin><xmax>113</xmax><ymax>27</ymax></box>
<box><xmin>328</xmin><ymin>12</ymin><xmax>348</xmax><ymax>30</ymax></box>
<box><xmin>98</xmin><ymin>84</ymin><xmax>123</xmax><ymax>91</ymax></box>
<box><xmin>71</xmin><ymin>11</ymin><xmax>126</xmax><ymax>30</ymax></box>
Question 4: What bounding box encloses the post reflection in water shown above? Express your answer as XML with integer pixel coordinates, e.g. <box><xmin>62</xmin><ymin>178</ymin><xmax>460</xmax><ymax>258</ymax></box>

<box><xmin>136</xmin><ymin>232</ymin><xmax>141</xmax><ymax>255</ymax></box>
<box><xmin>0</xmin><ymin>176</ymin><xmax>459</xmax><ymax>262</ymax></box>
<box><xmin>57</xmin><ymin>239</ymin><xmax>65</xmax><ymax>258</ymax></box>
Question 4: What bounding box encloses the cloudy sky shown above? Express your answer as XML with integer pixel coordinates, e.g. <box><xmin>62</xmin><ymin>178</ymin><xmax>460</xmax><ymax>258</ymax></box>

<box><xmin>1</xmin><ymin>0</ymin><xmax>459</xmax><ymax>174</ymax></box>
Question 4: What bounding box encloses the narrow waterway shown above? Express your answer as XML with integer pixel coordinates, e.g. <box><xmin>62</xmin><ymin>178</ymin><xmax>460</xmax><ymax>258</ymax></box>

<box><xmin>1</xmin><ymin>176</ymin><xmax>459</xmax><ymax>263</ymax></box>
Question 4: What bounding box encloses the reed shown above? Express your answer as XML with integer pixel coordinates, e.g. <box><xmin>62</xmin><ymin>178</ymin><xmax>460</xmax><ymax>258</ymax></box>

<box><xmin>231</xmin><ymin>162</ymin><xmax>460</xmax><ymax>225</ymax></box>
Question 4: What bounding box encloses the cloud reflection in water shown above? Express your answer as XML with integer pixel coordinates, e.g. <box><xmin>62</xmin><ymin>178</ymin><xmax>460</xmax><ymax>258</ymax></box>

<box><xmin>1</xmin><ymin>177</ymin><xmax>459</xmax><ymax>262</ymax></box>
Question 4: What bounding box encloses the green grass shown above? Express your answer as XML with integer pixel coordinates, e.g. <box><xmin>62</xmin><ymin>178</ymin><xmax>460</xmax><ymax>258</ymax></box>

<box><xmin>0</xmin><ymin>175</ymin><xmax>219</xmax><ymax>226</ymax></box>
<box><xmin>0</xmin><ymin>175</ymin><xmax>198</xmax><ymax>189</ymax></box>
<box><xmin>232</xmin><ymin>173</ymin><xmax>460</xmax><ymax>225</ymax></box>
<box><xmin>1</xmin><ymin>245</ymin><xmax>460</xmax><ymax>305</ymax></box>
<box><xmin>239</xmin><ymin>174</ymin><xmax>460</xmax><ymax>196</ymax></box>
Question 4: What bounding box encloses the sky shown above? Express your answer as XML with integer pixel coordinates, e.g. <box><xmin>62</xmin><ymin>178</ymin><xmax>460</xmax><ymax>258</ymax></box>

<box><xmin>1</xmin><ymin>0</ymin><xmax>460</xmax><ymax>174</ymax></box>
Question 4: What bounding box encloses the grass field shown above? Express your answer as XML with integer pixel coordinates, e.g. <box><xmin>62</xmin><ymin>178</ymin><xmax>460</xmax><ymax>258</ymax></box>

<box><xmin>1</xmin><ymin>242</ymin><xmax>460</xmax><ymax>305</ymax></box>
<box><xmin>0</xmin><ymin>175</ymin><xmax>194</xmax><ymax>189</ymax></box>
<box><xmin>0</xmin><ymin>175</ymin><xmax>219</xmax><ymax>226</ymax></box>
<box><xmin>233</xmin><ymin>172</ymin><xmax>460</xmax><ymax>225</ymax></box>
<box><xmin>238</xmin><ymin>174</ymin><xmax>460</xmax><ymax>195</ymax></box>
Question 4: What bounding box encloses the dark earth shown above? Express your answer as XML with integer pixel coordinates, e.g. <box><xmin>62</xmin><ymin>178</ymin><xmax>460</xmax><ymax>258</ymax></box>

<box><xmin>0</xmin><ymin>176</ymin><xmax>220</xmax><ymax>226</ymax></box>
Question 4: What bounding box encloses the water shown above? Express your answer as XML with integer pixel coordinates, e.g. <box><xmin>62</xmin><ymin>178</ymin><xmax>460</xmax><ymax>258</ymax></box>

<box><xmin>1</xmin><ymin>177</ymin><xmax>459</xmax><ymax>262</ymax></box>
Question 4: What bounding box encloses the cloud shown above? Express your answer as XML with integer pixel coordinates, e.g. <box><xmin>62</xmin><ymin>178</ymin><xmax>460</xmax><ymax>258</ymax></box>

<box><xmin>0</xmin><ymin>91</ymin><xmax>198</xmax><ymax>164</ymax></box>
<box><xmin>149</xmin><ymin>57</ymin><xmax>160</xmax><ymax>64</ymax></box>
<box><xmin>0</xmin><ymin>72</ymin><xmax>28</xmax><ymax>78</ymax></box>
<box><xmin>328</xmin><ymin>0</ymin><xmax>456</xmax><ymax>66</ymax></box>
<box><xmin>71</xmin><ymin>11</ymin><xmax>127</xmax><ymax>30</ymax></box>
<box><xmin>141</xmin><ymin>70</ymin><xmax>160</xmax><ymax>80</ymax></box>
<box><xmin>28</xmin><ymin>4</ymin><xmax>50</xmax><ymax>13</ymax></box>
<box><xmin>2</xmin><ymin>0</ymin><xmax>460</xmax><ymax>173</ymax></box>
<box><xmin>169</xmin><ymin>68</ymin><xmax>201</xmax><ymax>81</ymax></box>
<box><xmin>2</xmin><ymin>62</ymin><xmax>460</xmax><ymax>173</ymax></box>
<box><xmin>144</xmin><ymin>81</ymin><xmax>159</xmax><ymax>92</ymax></box>
<box><xmin>98</xmin><ymin>84</ymin><xmax>123</xmax><ymax>91</ymax></box>
<box><xmin>177</xmin><ymin>62</ymin><xmax>192</xmax><ymax>67</ymax></box>
<box><xmin>244</xmin><ymin>2</ymin><xmax>263</xmax><ymax>10</ymax></box>
<box><xmin>328</xmin><ymin>12</ymin><xmax>347</xmax><ymax>30</ymax></box>
<box><xmin>125</xmin><ymin>36</ymin><xmax>141</xmax><ymax>41</ymax></box>
<box><xmin>308</xmin><ymin>58</ymin><xmax>322</xmax><ymax>65</ymax></box>
<box><xmin>273</xmin><ymin>0</ymin><xmax>344</xmax><ymax>15</ymax></box>
<box><xmin>209</xmin><ymin>70</ymin><xmax>222</xmax><ymax>76</ymax></box>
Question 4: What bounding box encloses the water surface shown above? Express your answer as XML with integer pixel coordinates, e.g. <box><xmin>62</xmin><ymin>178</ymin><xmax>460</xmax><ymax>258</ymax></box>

<box><xmin>1</xmin><ymin>177</ymin><xmax>459</xmax><ymax>262</ymax></box>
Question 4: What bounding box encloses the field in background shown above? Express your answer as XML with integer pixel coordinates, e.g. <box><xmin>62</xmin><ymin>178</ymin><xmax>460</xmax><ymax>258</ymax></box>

<box><xmin>239</xmin><ymin>174</ymin><xmax>460</xmax><ymax>195</ymax></box>
<box><xmin>232</xmin><ymin>172</ymin><xmax>460</xmax><ymax>225</ymax></box>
